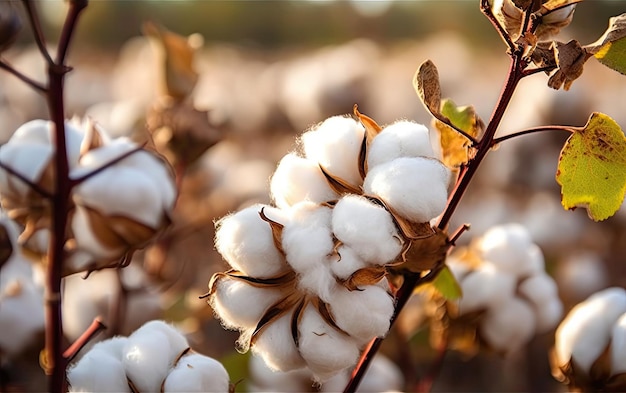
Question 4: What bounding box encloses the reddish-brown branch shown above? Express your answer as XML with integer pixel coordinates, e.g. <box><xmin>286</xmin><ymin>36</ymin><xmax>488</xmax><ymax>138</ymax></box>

<box><xmin>0</xmin><ymin>59</ymin><xmax>47</xmax><ymax>93</ymax></box>
<box><xmin>63</xmin><ymin>318</ymin><xmax>107</xmax><ymax>364</ymax></box>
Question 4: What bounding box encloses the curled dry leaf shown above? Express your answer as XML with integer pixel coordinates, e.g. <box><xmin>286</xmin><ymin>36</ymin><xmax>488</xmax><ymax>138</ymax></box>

<box><xmin>395</xmin><ymin>227</ymin><xmax>450</xmax><ymax>274</ymax></box>
<box><xmin>414</xmin><ymin>60</ymin><xmax>442</xmax><ymax>123</ymax></box>
<box><xmin>548</xmin><ymin>40</ymin><xmax>590</xmax><ymax>90</ymax></box>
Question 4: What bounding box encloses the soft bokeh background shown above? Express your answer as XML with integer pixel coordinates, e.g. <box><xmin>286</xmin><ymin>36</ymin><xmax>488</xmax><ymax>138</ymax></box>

<box><xmin>1</xmin><ymin>1</ymin><xmax>626</xmax><ymax>391</ymax></box>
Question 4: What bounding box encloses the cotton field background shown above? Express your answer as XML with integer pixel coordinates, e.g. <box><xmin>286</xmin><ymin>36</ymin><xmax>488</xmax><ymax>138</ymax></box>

<box><xmin>2</xmin><ymin>1</ymin><xmax>626</xmax><ymax>392</ymax></box>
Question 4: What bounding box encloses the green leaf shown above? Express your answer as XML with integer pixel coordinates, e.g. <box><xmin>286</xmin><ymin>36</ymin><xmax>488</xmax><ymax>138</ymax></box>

<box><xmin>432</xmin><ymin>265</ymin><xmax>462</xmax><ymax>300</ymax></box>
<box><xmin>585</xmin><ymin>13</ymin><xmax>626</xmax><ymax>76</ymax></box>
<box><xmin>556</xmin><ymin>112</ymin><xmax>626</xmax><ymax>221</ymax></box>
<box><xmin>435</xmin><ymin>99</ymin><xmax>482</xmax><ymax>168</ymax></box>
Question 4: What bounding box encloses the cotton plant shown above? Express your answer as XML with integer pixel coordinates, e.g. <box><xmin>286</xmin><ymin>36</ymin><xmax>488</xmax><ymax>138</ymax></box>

<box><xmin>66</xmin><ymin>320</ymin><xmax>231</xmax><ymax>393</ymax></box>
<box><xmin>552</xmin><ymin>287</ymin><xmax>626</xmax><ymax>392</ymax></box>
<box><xmin>0</xmin><ymin>118</ymin><xmax>176</xmax><ymax>273</ymax></box>
<box><xmin>435</xmin><ymin>223</ymin><xmax>563</xmax><ymax>355</ymax></box>
<box><xmin>207</xmin><ymin>109</ymin><xmax>451</xmax><ymax>382</ymax></box>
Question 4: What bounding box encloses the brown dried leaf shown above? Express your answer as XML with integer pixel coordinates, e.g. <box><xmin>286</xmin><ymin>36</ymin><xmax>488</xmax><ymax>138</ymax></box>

<box><xmin>548</xmin><ymin>40</ymin><xmax>591</xmax><ymax>90</ymax></box>
<box><xmin>259</xmin><ymin>207</ymin><xmax>286</xmax><ymax>255</ymax></box>
<box><xmin>319</xmin><ymin>165</ymin><xmax>362</xmax><ymax>195</ymax></box>
<box><xmin>586</xmin><ymin>13</ymin><xmax>626</xmax><ymax>55</ymax></box>
<box><xmin>397</xmin><ymin>227</ymin><xmax>450</xmax><ymax>273</ymax></box>
<box><xmin>537</xmin><ymin>0</ymin><xmax>582</xmax><ymax>16</ymax></box>
<box><xmin>414</xmin><ymin>60</ymin><xmax>442</xmax><ymax>121</ymax></box>
<box><xmin>339</xmin><ymin>266</ymin><xmax>387</xmax><ymax>291</ymax></box>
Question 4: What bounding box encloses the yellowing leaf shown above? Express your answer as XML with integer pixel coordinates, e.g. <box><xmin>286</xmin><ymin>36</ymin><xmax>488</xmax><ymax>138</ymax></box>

<box><xmin>432</xmin><ymin>265</ymin><xmax>462</xmax><ymax>300</ymax></box>
<box><xmin>556</xmin><ymin>112</ymin><xmax>626</xmax><ymax>221</ymax></box>
<box><xmin>585</xmin><ymin>13</ymin><xmax>626</xmax><ymax>76</ymax></box>
<box><xmin>434</xmin><ymin>99</ymin><xmax>482</xmax><ymax>168</ymax></box>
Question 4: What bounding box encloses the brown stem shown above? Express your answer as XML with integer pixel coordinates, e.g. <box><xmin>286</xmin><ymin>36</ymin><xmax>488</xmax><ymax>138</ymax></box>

<box><xmin>480</xmin><ymin>0</ymin><xmax>515</xmax><ymax>52</ymax></box>
<box><xmin>62</xmin><ymin>318</ymin><xmax>107</xmax><ymax>364</ymax></box>
<box><xmin>21</xmin><ymin>0</ymin><xmax>53</xmax><ymax>64</ymax></box>
<box><xmin>0</xmin><ymin>161</ymin><xmax>53</xmax><ymax>198</ymax></box>
<box><xmin>0</xmin><ymin>59</ymin><xmax>47</xmax><ymax>93</ymax></box>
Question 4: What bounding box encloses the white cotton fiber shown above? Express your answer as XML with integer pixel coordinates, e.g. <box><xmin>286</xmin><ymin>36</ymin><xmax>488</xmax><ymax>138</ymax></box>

<box><xmin>457</xmin><ymin>264</ymin><xmax>516</xmax><ymax>314</ymax></box>
<box><xmin>480</xmin><ymin>297</ymin><xmax>536</xmax><ymax>353</ymax></box>
<box><xmin>332</xmin><ymin>195</ymin><xmax>403</xmax><ymax>264</ymax></box>
<box><xmin>0</xmin><ymin>143</ymin><xmax>53</xmax><ymax>197</ymax></box>
<box><xmin>477</xmin><ymin>224</ymin><xmax>544</xmax><ymax>278</ymax></box>
<box><xmin>301</xmin><ymin>115</ymin><xmax>365</xmax><ymax>187</ymax></box>
<box><xmin>89</xmin><ymin>336</ymin><xmax>129</xmax><ymax>360</ymax></box>
<box><xmin>518</xmin><ymin>273</ymin><xmax>559</xmax><ymax>310</ymax></box>
<box><xmin>123</xmin><ymin>329</ymin><xmax>174</xmax><ymax>392</ymax></box>
<box><xmin>67</xmin><ymin>350</ymin><xmax>130</xmax><ymax>393</ymax></box>
<box><xmin>363</xmin><ymin>157</ymin><xmax>449</xmax><ymax>223</ymax></box>
<box><xmin>252</xmin><ymin>313</ymin><xmax>306</xmax><ymax>372</ymax></box>
<box><xmin>214</xmin><ymin>204</ymin><xmax>290</xmax><ymax>278</ymax></box>
<box><xmin>329</xmin><ymin>245</ymin><xmax>369</xmax><ymax>280</ymax></box>
<box><xmin>281</xmin><ymin>202</ymin><xmax>334</xmax><ymax>275</ymax></box>
<box><xmin>610</xmin><ymin>313</ymin><xmax>626</xmax><ymax>375</ymax></box>
<box><xmin>298</xmin><ymin>304</ymin><xmax>360</xmax><ymax>382</ymax></box>
<box><xmin>328</xmin><ymin>285</ymin><xmax>394</xmax><ymax>343</ymax></box>
<box><xmin>133</xmin><ymin>320</ymin><xmax>189</xmax><ymax>359</ymax></box>
<box><xmin>367</xmin><ymin>120</ymin><xmax>434</xmax><ymax>169</ymax></box>
<box><xmin>210</xmin><ymin>277</ymin><xmax>287</xmax><ymax>331</ymax></box>
<box><xmin>163</xmin><ymin>353</ymin><xmax>230</xmax><ymax>393</ymax></box>
<box><xmin>555</xmin><ymin>287</ymin><xmax>626</xmax><ymax>373</ymax></box>
<box><xmin>270</xmin><ymin>153</ymin><xmax>339</xmax><ymax>209</ymax></box>
<box><xmin>297</xmin><ymin>263</ymin><xmax>336</xmax><ymax>302</ymax></box>
<box><xmin>535</xmin><ymin>297</ymin><xmax>564</xmax><ymax>333</ymax></box>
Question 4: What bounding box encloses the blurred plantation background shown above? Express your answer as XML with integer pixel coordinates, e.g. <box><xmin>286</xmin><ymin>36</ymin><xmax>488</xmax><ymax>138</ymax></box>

<box><xmin>2</xmin><ymin>1</ymin><xmax>626</xmax><ymax>392</ymax></box>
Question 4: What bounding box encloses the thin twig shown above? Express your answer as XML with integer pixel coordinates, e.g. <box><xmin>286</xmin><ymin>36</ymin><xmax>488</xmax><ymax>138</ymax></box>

<box><xmin>0</xmin><ymin>59</ymin><xmax>47</xmax><ymax>93</ymax></box>
<box><xmin>492</xmin><ymin>125</ymin><xmax>574</xmax><ymax>145</ymax></box>
<box><xmin>62</xmin><ymin>318</ymin><xmax>107</xmax><ymax>364</ymax></box>
<box><xmin>480</xmin><ymin>0</ymin><xmax>515</xmax><ymax>53</ymax></box>
<box><xmin>70</xmin><ymin>145</ymin><xmax>144</xmax><ymax>186</ymax></box>
<box><xmin>55</xmin><ymin>0</ymin><xmax>88</xmax><ymax>65</ymax></box>
<box><xmin>21</xmin><ymin>0</ymin><xmax>53</xmax><ymax>65</ymax></box>
<box><xmin>448</xmin><ymin>223</ymin><xmax>471</xmax><ymax>246</ymax></box>
<box><xmin>0</xmin><ymin>161</ymin><xmax>54</xmax><ymax>198</ymax></box>
<box><xmin>521</xmin><ymin>65</ymin><xmax>555</xmax><ymax>77</ymax></box>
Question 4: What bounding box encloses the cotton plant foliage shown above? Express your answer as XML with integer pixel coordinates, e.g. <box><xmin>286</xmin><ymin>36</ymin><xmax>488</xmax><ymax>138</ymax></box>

<box><xmin>438</xmin><ymin>223</ymin><xmax>563</xmax><ymax>355</ymax></box>
<box><xmin>66</xmin><ymin>320</ymin><xmax>231</xmax><ymax>393</ymax></box>
<box><xmin>207</xmin><ymin>109</ymin><xmax>452</xmax><ymax>382</ymax></box>
<box><xmin>0</xmin><ymin>118</ymin><xmax>176</xmax><ymax>273</ymax></box>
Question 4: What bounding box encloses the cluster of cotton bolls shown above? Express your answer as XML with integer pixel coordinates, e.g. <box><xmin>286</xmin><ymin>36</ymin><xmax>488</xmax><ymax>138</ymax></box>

<box><xmin>552</xmin><ymin>287</ymin><xmax>626</xmax><ymax>391</ymax></box>
<box><xmin>67</xmin><ymin>320</ymin><xmax>231</xmax><ymax>392</ymax></box>
<box><xmin>0</xmin><ymin>119</ymin><xmax>176</xmax><ymax>273</ymax></box>
<box><xmin>446</xmin><ymin>223</ymin><xmax>563</xmax><ymax>354</ymax></box>
<box><xmin>0</xmin><ymin>213</ymin><xmax>44</xmax><ymax>357</ymax></box>
<box><xmin>248</xmin><ymin>351</ymin><xmax>404</xmax><ymax>392</ymax></box>
<box><xmin>209</xmin><ymin>113</ymin><xmax>451</xmax><ymax>382</ymax></box>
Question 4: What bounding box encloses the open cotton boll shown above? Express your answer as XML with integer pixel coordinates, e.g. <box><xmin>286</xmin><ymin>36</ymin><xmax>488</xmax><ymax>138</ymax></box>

<box><xmin>610</xmin><ymin>313</ymin><xmax>626</xmax><ymax>375</ymax></box>
<box><xmin>329</xmin><ymin>245</ymin><xmax>369</xmax><ymax>280</ymax></box>
<box><xmin>282</xmin><ymin>202</ymin><xmax>334</xmax><ymax>275</ymax></box>
<box><xmin>123</xmin><ymin>329</ymin><xmax>173</xmax><ymax>392</ymax></box>
<box><xmin>214</xmin><ymin>204</ymin><xmax>290</xmax><ymax>278</ymax></box>
<box><xmin>477</xmin><ymin>223</ymin><xmax>544</xmax><ymax>278</ymax></box>
<box><xmin>298</xmin><ymin>304</ymin><xmax>360</xmax><ymax>382</ymax></box>
<box><xmin>363</xmin><ymin>157</ymin><xmax>449</xmax><ymax>223</ymax></box>
<box><xmin>367</xmin><ymin>120</ymin><xmax>434</xmax><ymax>169</ymax></box>
<box><xmin>457</xmin><ymin>264</ymin><xmax>516</xmax><ymax>314</ymax></box>
<box><xmin>301</xmin><ymin>115</ymin><xmax>365</xmax><ymax>187</ymax></box>
<box><xmin>328</xmin><ymin>285</ymin><xmax>394</xmax><ymax>343</ymax></box>
<box><xmin>480</xmin><ymin>297</ymin><xmax>536</xmax><ymax>353</ymax></box>
<box><xmin>162</xmin><ymin>353</ymin><xmax>230</xmax><ymax>393</ymax></box>
<box><xmin>555</xmin><ymin>287</ymin><xmax>626</xmax><ymax>373</ymax></box>
<box><xmin>210</xmin><ymin>277</ymin><xmax>287</xmax><ymax>331</ymax></box>
<box><xmin>270</xmin><ymin>153</ymin><xmax>339</xmax><ymax>209</ymax></box>
<box><xmin>332</xmin><ymin>195</ymin><xmax>403</xmax><ymax>264</ymax></box>
<box><xmin>252</xmin><ymin>313</ymin><xmax>306</xmax><ymax>372</ymax></box>
<box><xmin>67</xmin><ymin>350</ymin><xmax>130</xmax><ymax>393</ymax></box>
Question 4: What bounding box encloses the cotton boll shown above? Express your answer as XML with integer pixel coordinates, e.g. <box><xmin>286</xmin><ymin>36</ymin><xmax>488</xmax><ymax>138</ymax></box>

<box><xmin>328</xmin><ymin>285</ymin><xmax>394</xmax><ymax>343</ymax></box>
<box><xmin>555</xmin><ymin>288</ymin><xmax>626</xmax><ymax>373</ymax></box>
<box><xmin>535</xmin><ymin>297</ymin><xmax>564</xmax><ymax>333</ymax></box>
<box><xmin>332</xmin><ymin>195</ymin><xmax>403</xmax><ymax>264</ymax></box>
<box><xmin>214</xmin><ymin>204</ymin><xmax>290</xmax><ymax>278</ymax></box>
<box><xmin>329</xmin><ymin>246</ymin><xmax>369</xmax><ymax>280</ymax></box>
<box><xmin>67</xmin><ymin>350</ymin><xmax>130</xmax><ymax>393</ymax></box>
<box><xmin>123</xmin><ymin>329</ymin><xmax>172</xmax><ymax>392</ymax></box>
<box><xmin>282</xmin><ymin>202</ymin><xmax>334</xmax><ymax>275</ymax></box>
<box><xmin>363</xmin><ymin>157</ymin><xmax>449</xmax><ymax>223</ymax></box>
<box><xmin>210</xmin><ymin>277</ymin><xmax>287</xmax><ymax>331</ymax></box>
<box><xmin>610</xmin><ymin>313</ymin><xmax>626</xmax><ymax>375</ymax></box>
<box><xmin>301</xmin><ymin>116</ymin><xmax>365</xmax><ymax>187</ymax></box>
<box><xmin>270</xmin><ymin>153</ymin><xmax>339</xmax><ymax>209</ymax></box>
<box><xmin>163</xmin><ymin>353</ymin><xmax>230</xmax><ymax>393</ymax></box>
<box><xmin>457</xmin><ymin>264</ymin><xmax>516</xmax><ymax>314</ymax></box>
<box><xmin>298</xmin><ymin>304</ymin><xmax>361</xmax><ymax>382</ymax></box>
<box><xmin>253</xmin><ymin>313</ymin><xmax>306</xmax><ymax>372</ymax></box>
<box><xmin>480</xmin><ymin>297</ymin><xmax>536</xmax><ymax>353</ymax></box>
<box><xmin>367</xmin><ymin>121</ymin><xmax>434</xmax><ymax>169</ymax></box>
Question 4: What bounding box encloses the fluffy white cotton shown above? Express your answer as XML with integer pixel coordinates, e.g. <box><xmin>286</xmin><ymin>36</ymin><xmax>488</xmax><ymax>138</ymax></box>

<box><xmin>328</xmin><ymin>285</ymin><xmax>394</xmax><ymax>343</ymax></box>
<box><xmin>332</xmin><ymin>195</ymin><xmax>403</xmax><ymax>264</ymax></box>
<box><xmin>519</xmin><ymin>273</ymin><xmax>559</xmax><ymax>309</ymax></box>
<box><xmin>210</xmin><ymin>277</ymin><xmax>287</xmax><ymax>331</ymax></box>
<box><xmin>282</xmin><ymin>202</ymin><xmax>334</xmax><ymax>275</ymax></box>
<box><xmin>478</xmin><ymin>224</ymin><xmax>544</xmax><ymax>278</ymax></box>
<box><xmin>367</xmin><ymin>121</ymin><xmax>434</xmax><ymax>169</ymax></box>
<box><xmin>457</xmin><ymin>263</ymin><xmax>516</xmax><ymax>314</ymax></box>
<box><xmin>363</xmin><ymin>157</ymin><xmax>449</xmax><ymax>223</ymax></box>
<box><xmin>70</xmin><ymin>205</ymin><xmax>122</xmax><ymax>261</ymax></box>
<box><xmin>214</xmin><ymin>204</ymin><xmax>291</xmax><ymax>278</ymax></box>
<box><xmin>480</xmin><ymin>297</ymin><xmax>536</xmax><ymax>354</ymax></box>
<box><xmin>610</xmin><ymin>313</ymin><xmax>626</xmax><ymax>375</ymax></box>
<box><xmin>297</xmin><ymin>263</ymin><xmax>336</xmax><ymax>302</ymax></box>
<box><xmin>123</xmin><ymin>329</ymin><xmax>176</xmax><ymax>392</ymax></box>
<box><xmin>555</xmin><ymin>287</ymin><xmax>626</xmax><ymax>373</ymax></box>
<box><xmin>298</xmin><ymin>304</ymin><xmax>360</xmax><ymax>382</ymax></box>
<box><xmin>301</xmin><ymin>115</ymin><xmax>365</xmax><ymax>187</ymax></box>
<box><xmin>253</xmin><ymin>313</ymin><xmax>306</xmax><ymax>372</ymax></box>
<box><xmin>535</xmin><ymin>298</ymin><xmax>564</xmax><ymax>333</ymax></box>
<box><xmin>67</xmin><ymin>349</ymin><xmax>130</xmax><ymax>393</ymax></box>
<box><xmin>162</xmin><ymin>353</ymin><xmax>230</xmax><ymax>393</ymax></box>
<box><xmin>133</xmin><ymin>320</ymin><xmax>189</xmax><ymax>358</ymax></box>
<box><xmin>0</xmin><ymin>143</ymin><xmax>53</xmax><ymax>197</ymax></box>
<box><xmin>329</xmin><ymin>245</ymin><xmax>369</xmax><ymax>280</ymax></box>
<box><xmin>90</xmin><ymin>336</ymin><xmax>129</xmax><ymax>360</ymax></box>
<box><xmin>270</xmin><ymin>153</ymin><xmax>339</xmax><ymax>209</ymax></box>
